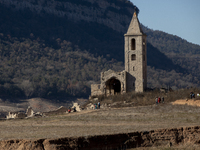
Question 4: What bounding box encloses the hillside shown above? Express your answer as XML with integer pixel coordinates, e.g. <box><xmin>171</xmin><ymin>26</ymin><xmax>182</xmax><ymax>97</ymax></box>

<box><xmin>143</xmin><ymin>26</ymin><xmax>200</xmax><ymax>82</ymax></box>
<box><xmin>143</xmin><ymin>26</ymin><xmax>200</xmax><ymax>89</ymax></box>
<box><xmin>0</xmin><ymin>0</ymin><xmax>200</xmax><ymax>99</ymax></box>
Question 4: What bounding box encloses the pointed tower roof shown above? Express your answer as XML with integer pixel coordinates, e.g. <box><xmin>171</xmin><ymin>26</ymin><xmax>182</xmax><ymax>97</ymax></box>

<box><xmin>125</xmin><ymin>12</ymin><xmax>144</xmax><ymax>35</ymax></box>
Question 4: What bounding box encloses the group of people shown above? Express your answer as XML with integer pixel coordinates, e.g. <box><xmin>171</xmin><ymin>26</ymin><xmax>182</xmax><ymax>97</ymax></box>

<box><xmin>94</xmin><ymin>102</ymin><xmax>101</xmax><ymax>109</ymax></box>
<box><xmin>155</xmin><ymin>97</ymin><xmax>164</xmax><ymax>105</ymax></box>
<box><xmin>68</xmin><ymin>107</ymin><xmax>76</xmax><ymax>113</ymax></box>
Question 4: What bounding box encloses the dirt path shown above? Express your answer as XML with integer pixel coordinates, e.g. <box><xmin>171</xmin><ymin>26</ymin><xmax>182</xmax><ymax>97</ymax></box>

<box><xmin>172</xmin><ymin>99</ymin><xmax>200</xmax><ymax>107</ymax></box>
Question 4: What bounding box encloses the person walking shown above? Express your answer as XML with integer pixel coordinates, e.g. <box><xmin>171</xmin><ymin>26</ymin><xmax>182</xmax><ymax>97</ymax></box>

<box><xmin>190</xmin><ymin>92</ymin><xmax>193</xmax><ymax>99</ymax></box>
<box><xmin>155</xmin><ymin>97</ymin><xmax>158</xmax><ymax>105</ymax></box>
<box><xmin>98</xmin><ymin>102</ymin><xmax>100</xmax><ymax>109</ymax></box>
<box><xmin>162</xmin><ymin>97</ymin><xmax>164</xmax><ymax>103</ymax></box>
<box><xmin>158</xmin><ymin>97</ymin><xmax>161</xmax><ymax>103</ymax></box>
<box><xmin>94</xmin><ymin>103</ymin><xmax>97</xmax><ymax>109</ymax></box>
<box><xmin>68</xmin><ymin>107</ymin><xmax>71</xmax><ymax>113</ymax></box>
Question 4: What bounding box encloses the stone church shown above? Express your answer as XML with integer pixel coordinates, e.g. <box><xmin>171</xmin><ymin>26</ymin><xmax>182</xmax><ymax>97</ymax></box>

<box><xmin>91</xmin><ymin>12</ymin><xmax>147</xmax><ymax>96</ymax></box>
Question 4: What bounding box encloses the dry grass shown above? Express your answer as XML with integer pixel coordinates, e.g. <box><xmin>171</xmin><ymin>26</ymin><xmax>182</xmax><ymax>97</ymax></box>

<box><xmin>1</xmin><ymin>103</ymin><xmax>200</xmax><ymax>142</ymax></box>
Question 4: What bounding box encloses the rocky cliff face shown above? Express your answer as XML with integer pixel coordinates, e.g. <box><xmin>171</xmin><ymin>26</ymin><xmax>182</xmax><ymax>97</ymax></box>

<box><xmin>0</xmin><ymin>0</ymin><xmax>137</xmax><ymax>33</ymax></box>
<box><xmin>0</xmin><ymin>126</ymin><xmax>200</xmax><ymax>150</ymax></box>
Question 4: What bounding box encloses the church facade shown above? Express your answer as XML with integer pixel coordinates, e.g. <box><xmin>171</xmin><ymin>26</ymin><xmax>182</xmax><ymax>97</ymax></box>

<box><xmin>91</xmin><ymin>12</ymin><xmax>147</xmax><ymax>96</ymax></box>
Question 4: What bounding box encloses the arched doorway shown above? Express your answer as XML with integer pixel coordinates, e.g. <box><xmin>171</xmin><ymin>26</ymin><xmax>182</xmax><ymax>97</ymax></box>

<box><xmin>105</xmin><ymin>77</ymin><xmax>121</xmax><ymax>96</ymax></box>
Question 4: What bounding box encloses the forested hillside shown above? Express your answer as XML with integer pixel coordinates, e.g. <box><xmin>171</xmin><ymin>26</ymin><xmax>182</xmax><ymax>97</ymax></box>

<box><xmin>143</xmin><ymin>26</ymin><xmax>200</xmax><ymax>89</ymax></box>
<box><xmin>0</xmin><ymin>34</ymin><xmax>124</xmax><ymax>99</ymax></box>
<box><xmin>0</xmin><ymin>0</ymin><xmax>200</xmax><ymax>100</ymax></box>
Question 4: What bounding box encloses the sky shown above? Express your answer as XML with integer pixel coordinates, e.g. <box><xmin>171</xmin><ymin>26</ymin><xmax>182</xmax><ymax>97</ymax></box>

<box><xmin>130</xmin><ymin>0</ymin><xmax>200</xmax><ymax>46</ymax></box>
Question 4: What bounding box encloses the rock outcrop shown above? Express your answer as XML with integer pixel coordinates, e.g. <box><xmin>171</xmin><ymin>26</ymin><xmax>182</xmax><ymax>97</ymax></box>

<box><xmin>1</xmin><ymin>126</ymin><xmax>200</xmax><ymax>149</ymax></box>
<box><xmin>0</xmin><ymin>0</ymin><xmax>136</xmax><ymax>33</ymax></box>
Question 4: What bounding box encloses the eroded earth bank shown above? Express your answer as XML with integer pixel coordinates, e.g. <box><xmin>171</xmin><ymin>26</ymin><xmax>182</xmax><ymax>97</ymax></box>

<box><xmin>0</xmin><ymin>126</ymin><xmax>200</xmax><ymax>150</ymax></box>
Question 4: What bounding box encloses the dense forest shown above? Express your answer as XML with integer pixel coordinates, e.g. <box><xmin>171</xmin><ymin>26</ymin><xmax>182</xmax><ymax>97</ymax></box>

<box><xmin>0</xmin><ymin>0</ymin><xmax>200</xmax><ymax>100</ymax></box>
<box><xmin>0</xmin><ymin>34</ymin><xmax>124</xmax><ymax>99</ymax></box>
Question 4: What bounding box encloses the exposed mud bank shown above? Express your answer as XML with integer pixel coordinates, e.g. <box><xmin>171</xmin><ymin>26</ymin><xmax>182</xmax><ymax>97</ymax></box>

<box><xmin>1</xmin><ymin>126</ymin><xmax>200</xmax><ymax>150</ymax></box>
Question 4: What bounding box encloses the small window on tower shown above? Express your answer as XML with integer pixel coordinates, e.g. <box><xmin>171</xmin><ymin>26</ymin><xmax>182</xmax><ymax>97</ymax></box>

<box><xmin>131</xmin><ymin>39</ymin><xmax>136</xmax><ymax>50</ymax></box>
<box><xmin>143</xmin><ymin>39</ymin><xmax>145</xmax><ymax>45</ymax></box>
<box><xmin>143</xmin><ymin>45</ymin><xmax>145</xmax><ymax>52</ymax></box>
<box><xmin>131</xmin><ymin>54</ymin><xmax>136</xmax><ymax>61</ymax></box>
<box><xmin>133</xmin><ymin>67</ymin><xmax>135</xmax><ymax>71</ymax></box>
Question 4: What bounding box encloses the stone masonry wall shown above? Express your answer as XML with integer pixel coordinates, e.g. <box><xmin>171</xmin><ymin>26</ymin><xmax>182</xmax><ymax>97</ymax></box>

<box><xmin>125</xmin><ymin>35</ymin><xmax>145</xmax><ymax>92</ymax></box>
<box><xmin>101</xmin><ymin>70</ymin><xmax>127</xmax><ymax>93</ymax></box>
<box><xmin>91</xmin><ymin>84</ymin><xmax>102</xmax><ymax>96</ymax></box>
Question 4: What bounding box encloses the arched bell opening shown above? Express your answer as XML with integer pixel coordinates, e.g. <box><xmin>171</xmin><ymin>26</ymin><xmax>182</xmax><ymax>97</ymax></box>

<box><xmin>105</xmin><ymin>77</ymin><xmax>121</xmax><ymax>96</ymax></box>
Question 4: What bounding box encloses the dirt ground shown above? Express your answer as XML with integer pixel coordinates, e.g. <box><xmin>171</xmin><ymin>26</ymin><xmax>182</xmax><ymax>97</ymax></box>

<box><xmin>1</xmin><ymin>100</ymin><xmax>200</xmax><ymax>141</ymax></box>
<box><xmin>172</xmin><ymin>99</ymin><xmax>200</xmax><ymax>107</ymax></box>
<box><xmin>129</xmin><ymin>144</ymin><xmax>200</xmax><ymax>150</ymax></box>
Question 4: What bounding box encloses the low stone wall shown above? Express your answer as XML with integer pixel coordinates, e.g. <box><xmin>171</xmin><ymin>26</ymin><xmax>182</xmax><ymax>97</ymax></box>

<box><xmin>0</xmin><ymin>126</ymin><xmax>200</xmax><ymax>150</ymax></box>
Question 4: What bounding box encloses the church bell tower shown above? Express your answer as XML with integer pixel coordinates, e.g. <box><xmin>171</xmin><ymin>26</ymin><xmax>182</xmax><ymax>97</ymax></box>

<box><xmin>124</xmin><ymin>12</ymin><xmax>147</xmax><ymax>92</ymax></box>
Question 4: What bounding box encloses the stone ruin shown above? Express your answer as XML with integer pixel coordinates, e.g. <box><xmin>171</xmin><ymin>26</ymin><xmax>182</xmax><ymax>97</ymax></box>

<box><xmin>26</xmin><ymin>106</ymin><xmax>34</xmax><ymax>117</ymax></box>
<box><xmin>71</xmin><ymin>102</ymin><xmax>82</xmax><ymax>112</ymax></box>
<box><xmin>6</xmin><ymin>106</ymin><xmax>42</xmax><ymax>119</ymax></box>
<box><xmin>6</xmin><ymin>105</ymin><xmax>68</xmax><ymax>119</ymax></box>
<box><xmin>86</xmin><ymin>103</ymin><xmax>95</xmax><ymax>110</ymax></box>
<box><xmin>6</xmin><ymin>102</ymin><xmax>82</xmax><ymax>119</ymax></box>
<box><xmin>6</xmin><ymin>111</ymin><xmax>27</xmax><ymax>119</ymax></box>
